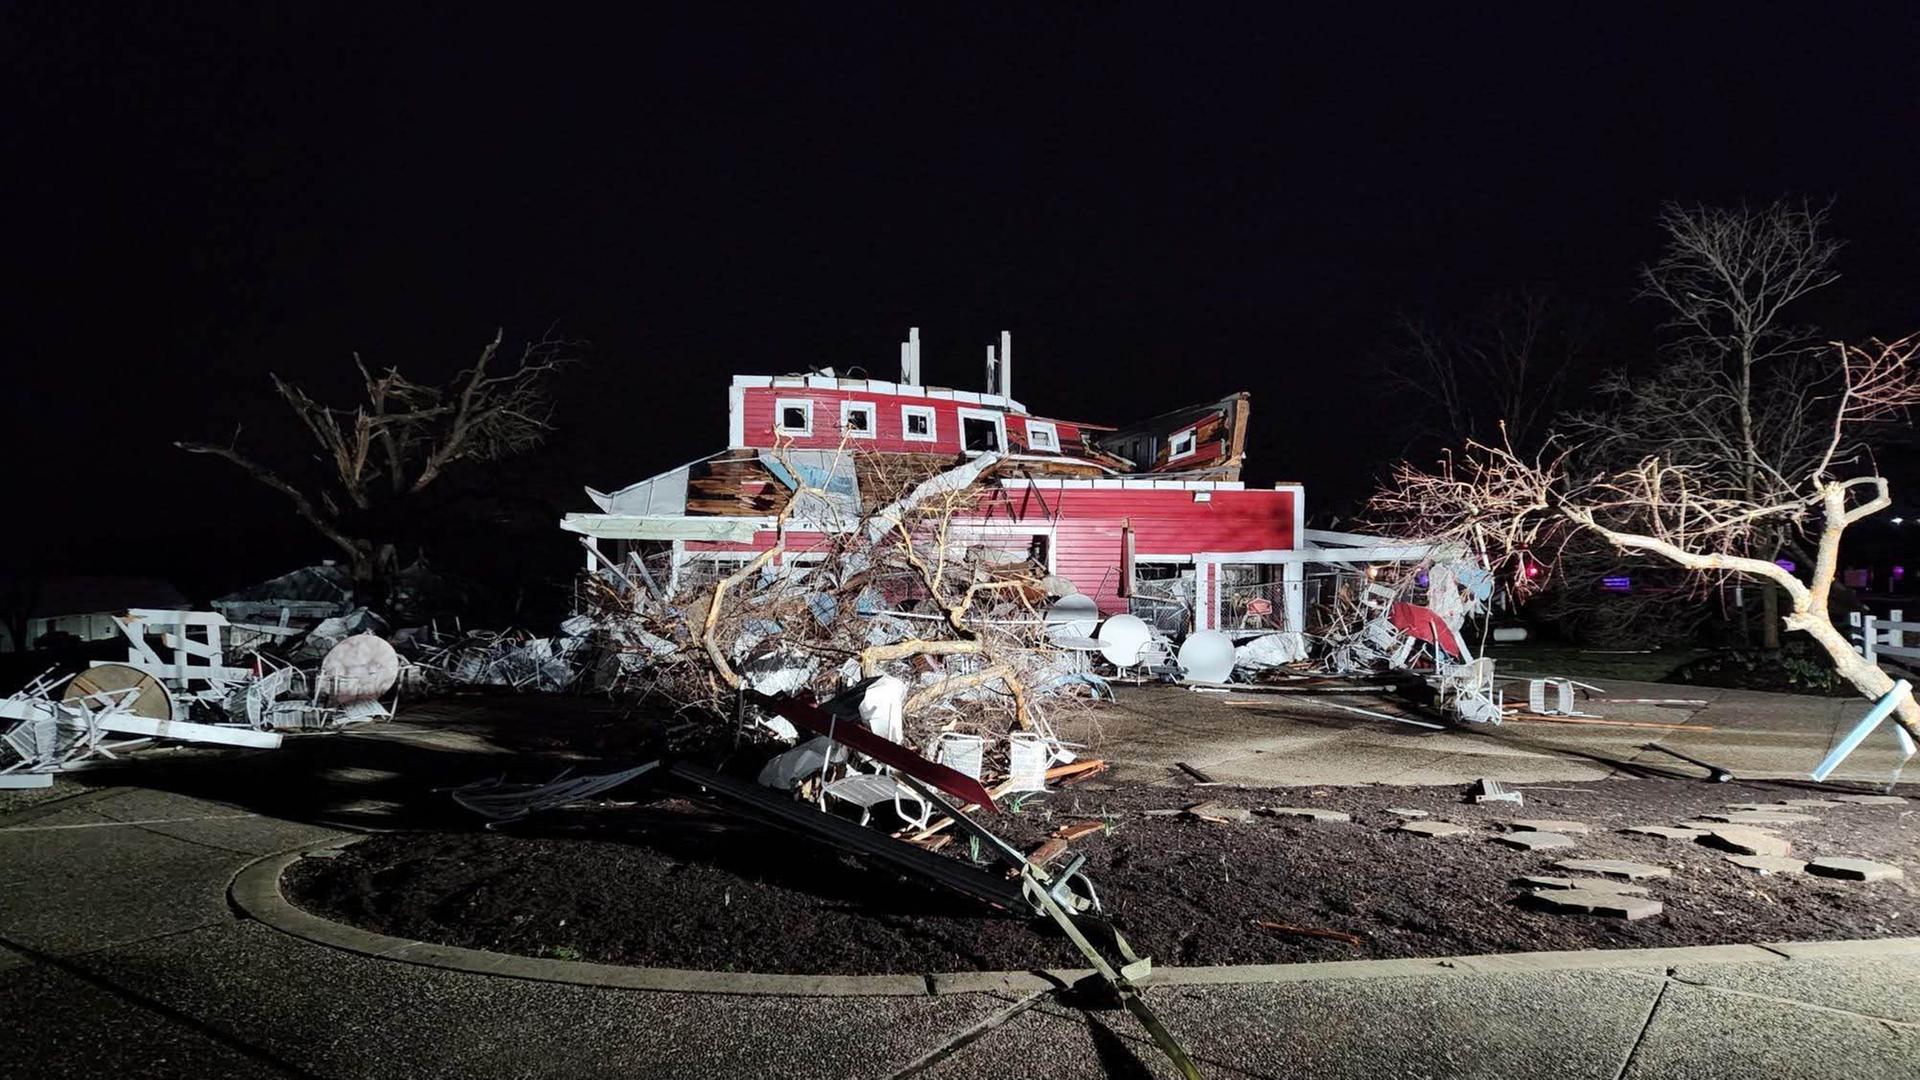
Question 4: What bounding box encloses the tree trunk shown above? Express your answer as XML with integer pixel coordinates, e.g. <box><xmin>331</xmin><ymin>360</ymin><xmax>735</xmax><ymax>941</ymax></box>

<box><xmin>1760</xmin><ymin>581</ymin><xmax>1782</xmax><ymax>650</ymax></box>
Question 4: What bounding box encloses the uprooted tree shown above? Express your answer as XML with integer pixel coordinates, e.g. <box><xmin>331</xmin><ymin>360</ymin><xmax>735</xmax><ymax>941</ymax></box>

<box><xmin>1370</xmin><ymin>334</ymin><xmax>1920</xmax><ymax>737</ymax></box>
<box><xmin>178</xmin><ymin>329</ymin><xmax>578</xmax><ymax>595</ymax></box>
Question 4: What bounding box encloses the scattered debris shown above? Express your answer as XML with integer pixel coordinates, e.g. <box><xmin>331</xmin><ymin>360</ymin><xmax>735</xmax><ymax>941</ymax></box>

<box><xmin>1054</xmin><ymin>820</ymin><xmax>1108</xmax><ymax>842</ymax></box>
<box><xmin>1643</xmin><ymin>743</ymin><xmax>1733</xmax><ymax>782</ymax></box>
<box><xmin>1185</xmin><ymin>800</ymin><xmax>1254</xmax><ymax>825</ymax></box>
<box><xmin>1259</xmin><ymin>807</ymin><xmax>1352</xmax><ymax>823</ymax></box>
<box><xmin>1175</xmin><ymin>761</ymin><xmax>1219</xmax><ymax>784</ymax></box>
<box><xmin>1385</xmin><ymin>807</ymin><xmax>1430</xmax><ymax>818</ymax></box>
<box><xmin>1470</xmin><ymin>778</ymin><xmax>1523</xmax><ymax>805</ymax></box>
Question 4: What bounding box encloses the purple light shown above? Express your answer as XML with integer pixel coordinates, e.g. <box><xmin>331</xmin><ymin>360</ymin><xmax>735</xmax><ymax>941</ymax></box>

<box><xmin>1896</xmin><ymin>565</ymin><xmax>1907</xmax><ymax>582</ymax></box>
<box><xmin>1601</xmin><ymin>576</ymin><xmax>1632</xmax><ymax>593</ymax></box>
<box><xmin>1415</xmin><ymin>571</ymin><xmax>1429</xmax><ymax>587</ymax></box>
<box><xmin>1775</xmin><ymin>559</ymin><xmax>1796</xmax><ymax>572</ymax></box>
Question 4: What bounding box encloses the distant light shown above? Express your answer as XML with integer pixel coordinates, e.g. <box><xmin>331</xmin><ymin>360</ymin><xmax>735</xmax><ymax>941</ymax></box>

<box><xmin>1775</xmin><ymin>559</ymin><xmax>1796</xmax><ymax>573</ymax></box>
<box><xmin>1894</xmin><ymin>517</ymin><xmax>1906</xmax><ymax>525</ymax></box>
<box><xmin>1896</xmin><ymin>566</ymin><xmax>1908</xmax><ymax>582</ymax></box>
<box><xmin>1523</xmin><ymin>561</ymin><xmax>1542</xmax><ymax>579</ymax></box>
<box><xmin>1415</xmin><ymin>571</ymin><xmax>1429</xmax><ymax>587</ymax></box>
<box><xmin>1602</xmin><ymin>576</ymin><xmax>1632</xmax><ymax>593</ymax></box>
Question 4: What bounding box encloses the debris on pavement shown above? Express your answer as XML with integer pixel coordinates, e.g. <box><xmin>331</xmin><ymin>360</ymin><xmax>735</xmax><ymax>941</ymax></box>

<box><xmin>1470</xmin><ymin>778</ymin><xmax>1523</xmax><ymax>805</ymax></box>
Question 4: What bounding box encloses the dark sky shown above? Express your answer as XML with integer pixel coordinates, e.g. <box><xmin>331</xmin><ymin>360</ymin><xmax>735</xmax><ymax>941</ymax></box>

<box><xmin>7</xmin><ymin>5</ymin><xmax>1919</xmax><ymax>598</ymax></box>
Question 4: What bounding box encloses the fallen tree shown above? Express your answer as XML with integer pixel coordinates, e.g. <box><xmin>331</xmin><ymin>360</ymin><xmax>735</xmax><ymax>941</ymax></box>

<box><xmin>1371</xmin><ymin>335</ymin><xmax>1920</xmax><ymax>737</ymax></box>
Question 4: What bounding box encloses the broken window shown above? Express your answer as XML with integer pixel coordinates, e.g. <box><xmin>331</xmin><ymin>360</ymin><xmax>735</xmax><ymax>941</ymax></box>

<box><xmin>1169</xmin><ymin>427</ymin><xmax>1197</xmax><ymax>460</ymax></box>
<box><xmin>775</xmin><ymin>398</ymin><xmax>813</xmax><ymax>436</ymax></box>
<box><xmin>901</xmin><ymin>405</ymin><xmax>936</xmax><ymax>441</ymax></box>
<box><xmin>841</xmin><ymin>400</ymin><xmax>876</xmax><ymax>438</ymax></box>
<box><xmin>960</xmin><ymin>413</ymin><xmax>1002</xmax><ymax>453</ymax></box>
<box><xmin>1025</xmin><ymin>421</ymin><xmax>1059</xmax><ymax>452</ymax></box>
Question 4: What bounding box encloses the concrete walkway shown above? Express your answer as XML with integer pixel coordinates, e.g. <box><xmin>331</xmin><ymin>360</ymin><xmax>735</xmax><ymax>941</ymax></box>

<box><xmin>3</xmin><ymin>781</ymin><xmax>1916</xmax><ymax>1079</ymax></box>
<box><xmin>1090</xmin><ymin>679</ymin><xmax>1906</xmax><ymax>789</ymax></box>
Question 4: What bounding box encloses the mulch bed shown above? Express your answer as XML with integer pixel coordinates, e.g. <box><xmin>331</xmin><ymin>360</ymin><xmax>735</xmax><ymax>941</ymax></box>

<box><xmin>286</xmin><ymin>776</ymin><xmax>1917</xmax><ymax>975</ymax></box>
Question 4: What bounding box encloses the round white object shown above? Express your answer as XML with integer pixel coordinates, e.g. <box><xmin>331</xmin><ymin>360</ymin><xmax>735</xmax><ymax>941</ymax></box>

<box><xmin>1045</xmin><ymin>594</ymin><xmax>1101</xmax><ymax>641</ymax></box>
<box><xmin>1096</xmin><ymin>614</ymin><xmax>1152</xmax><ymax>666</ymax></box>
<box><xmin>319</xmin><ymin>634</ymin><xmax>400</xmax><ymax>704</ymax></box>
<box><xmin>1177</xmin><ymin>630</ymin><xmax>1238</xmax><ymax>683</ymax></box>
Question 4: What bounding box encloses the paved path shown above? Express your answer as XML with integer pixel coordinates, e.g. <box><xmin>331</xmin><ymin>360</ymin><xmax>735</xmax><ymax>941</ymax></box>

<box><xmin>3</xmin><ymin>782</ymin><xmax>1916</xmax><ymax>1078</ymax></box>
<box><xmin>1090</xmin><ymin>680</ymin><xmax>1905</xmax><ymax>789</ymax></box>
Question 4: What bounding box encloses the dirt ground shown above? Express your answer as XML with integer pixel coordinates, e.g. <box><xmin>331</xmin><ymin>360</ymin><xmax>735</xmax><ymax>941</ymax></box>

<box><xmin>288</xmin><ymin>774</ymin><xmax>1917</xmax><ymax>975</ymax></box>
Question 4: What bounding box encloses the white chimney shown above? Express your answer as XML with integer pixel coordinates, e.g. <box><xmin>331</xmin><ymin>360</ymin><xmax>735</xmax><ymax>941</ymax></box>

<box><xmin>1000</xmin><ymin>330</ymin><xmax>1012</xmax><ymax>401</ymax></box>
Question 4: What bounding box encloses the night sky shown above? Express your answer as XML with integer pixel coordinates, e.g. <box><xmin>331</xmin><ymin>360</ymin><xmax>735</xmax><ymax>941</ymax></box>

<box><xmin>8</xmin><ymin>6</ymin><xmax>1919</xmax><ymax>602</ymax></box>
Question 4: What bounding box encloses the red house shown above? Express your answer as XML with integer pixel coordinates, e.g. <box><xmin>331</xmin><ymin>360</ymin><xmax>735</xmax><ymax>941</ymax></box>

<box><xmin>562</xmin><ymin>331</ymin><xmax>1307</xmax><ymax>635</ymax></box>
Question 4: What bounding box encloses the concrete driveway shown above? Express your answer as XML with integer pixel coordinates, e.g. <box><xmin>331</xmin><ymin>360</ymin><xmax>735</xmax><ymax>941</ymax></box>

<box><xmin>1088</xmin><ymin>680</ymin><xmax>1905</xmax><ymax>789</ymax></box>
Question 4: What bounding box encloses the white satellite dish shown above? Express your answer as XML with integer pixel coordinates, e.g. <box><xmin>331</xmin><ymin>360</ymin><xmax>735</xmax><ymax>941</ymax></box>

<box><xmin>1096</xmin><ymin>614</ymin><xmax>1152</xmax><ymax>667</ymax></box>
<box><xmin>1177</xmin><ymin>630</ymin><xmax>1237</xmax><ymax>683</ymax></box>
<box><xmin>319</xmin><ymin>633</ymin><xmax>400</xmax><ymax>705</ymax></box>
<box><xmin>1045</xmin><ymin>594</ymin><xmax>1101</xmax><ymax>642</ymax></box>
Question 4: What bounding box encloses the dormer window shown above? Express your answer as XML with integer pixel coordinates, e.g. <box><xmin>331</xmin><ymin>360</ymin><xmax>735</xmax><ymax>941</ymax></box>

<box><xmin>1026</xmin><ymin>421</ymin><xmax>1059</xmax><ymax>453</ymax></box>
<box><xmin>775</xmin><ymin>398</ymin><xmax>813</xmax><ymax>436</ymax></box>
<box><xmin>841</xmin><ymin>400</ymin><xmax>877</xmax><ymax>438</ymax></box>
<box><xmin>1169</xmin><ymin>426</ymin><xmax>1198</xmax><ymax>460</ymax></box>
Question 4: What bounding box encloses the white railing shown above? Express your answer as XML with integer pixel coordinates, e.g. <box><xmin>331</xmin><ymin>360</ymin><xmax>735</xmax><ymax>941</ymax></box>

<box><xmin>1851</xmin><ymin>609</ymin><xmax>1920</xmax><ymax>662</ymax></box>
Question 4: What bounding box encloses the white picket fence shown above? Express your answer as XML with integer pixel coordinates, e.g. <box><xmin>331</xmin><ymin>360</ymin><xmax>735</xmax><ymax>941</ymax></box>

<box><xmin>1851</xmin><ymin>609</ymin><xmax>1920</xmax><ymax>663</ymax></box>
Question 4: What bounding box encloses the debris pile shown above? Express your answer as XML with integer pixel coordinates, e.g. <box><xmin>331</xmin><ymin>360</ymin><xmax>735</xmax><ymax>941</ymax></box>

<box><xmin>573</xmin><ymin>448</ymin><xmax>1101</xmax><ymax>772</ymax></box>
<box><xmin>0</xmin><ymin>607</ymin><xmax>402</xmax><ymax>787</ymax></box>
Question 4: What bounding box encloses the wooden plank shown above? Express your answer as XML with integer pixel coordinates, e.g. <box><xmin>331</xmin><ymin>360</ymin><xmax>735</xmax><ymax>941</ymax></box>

<box><xmin>1055</xmin><ymin>819</ymin><xmax>1108</xmax><ymax>842</ymax></box>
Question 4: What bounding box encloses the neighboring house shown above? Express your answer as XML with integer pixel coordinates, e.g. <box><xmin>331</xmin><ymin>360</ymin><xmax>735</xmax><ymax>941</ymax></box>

<box><xmin>0</xmin><ymin>576</ymin><xmax>190</xmax><ymax>652</ymax></box>
<box><xmin>561</xmin><ymin>332</ymin><xmax>1308</xmax><ymax>634</ymax></box>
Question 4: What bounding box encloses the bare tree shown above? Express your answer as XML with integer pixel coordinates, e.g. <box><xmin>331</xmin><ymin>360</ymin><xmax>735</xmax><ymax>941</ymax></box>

<box><xmin>1386</xmin><ymin>291</ymin><xmax>1586</xmax><ymax>454</ymax></box>
<box><xmin>1371</xmin><ymin>335</ymin><xmax>1920</xmax><ymax>738</ymax></box>
<box><xmin>178</xmin><ymin>329</ymin><xmax>578</xmax><ymax>593</ymax></box>
<box><xmin>1569</xmin><ymin>200</ymin><xmax>1842</xmax><ymax>646</ymax></box>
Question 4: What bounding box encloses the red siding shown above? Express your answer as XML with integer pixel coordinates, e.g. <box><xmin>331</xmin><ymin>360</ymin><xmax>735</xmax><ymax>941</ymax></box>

<box><xmin>972</xmin><ymin>487</ymin><xmax>1295</xmax><ymax>613</ymax></box>
<box><xmin>740</xmin><ymin>386</ymin><xmax>1084</xmax><ymax>456</ymax></box>
<box><xmin>683</xmin><ymin>486</ymin><xmax>1295</xmax><ymax>617</ymax></box>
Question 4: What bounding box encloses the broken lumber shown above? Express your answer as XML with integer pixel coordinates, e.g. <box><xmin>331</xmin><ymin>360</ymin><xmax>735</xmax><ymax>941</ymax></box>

<box><xmin>1175</xmin><ymin>761</ymin><xmax>1217</xmax><ymax>784</ymax></box>
<box><xmin>1055</xmin><ymin>819</ymin><xmax>1108</xmax><ymax>842</ymax></box>
<box><xmin>1045</xmin><ymin>758</ymin><xmax>1107</xmax><ymax>784</ymax></box>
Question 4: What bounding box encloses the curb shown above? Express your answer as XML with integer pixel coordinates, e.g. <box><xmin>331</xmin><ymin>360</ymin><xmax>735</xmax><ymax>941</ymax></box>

<box><xmin>232</xmin><ymin>838</ymin><xmax>1920</xmax><ymax>998</ymax></box>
